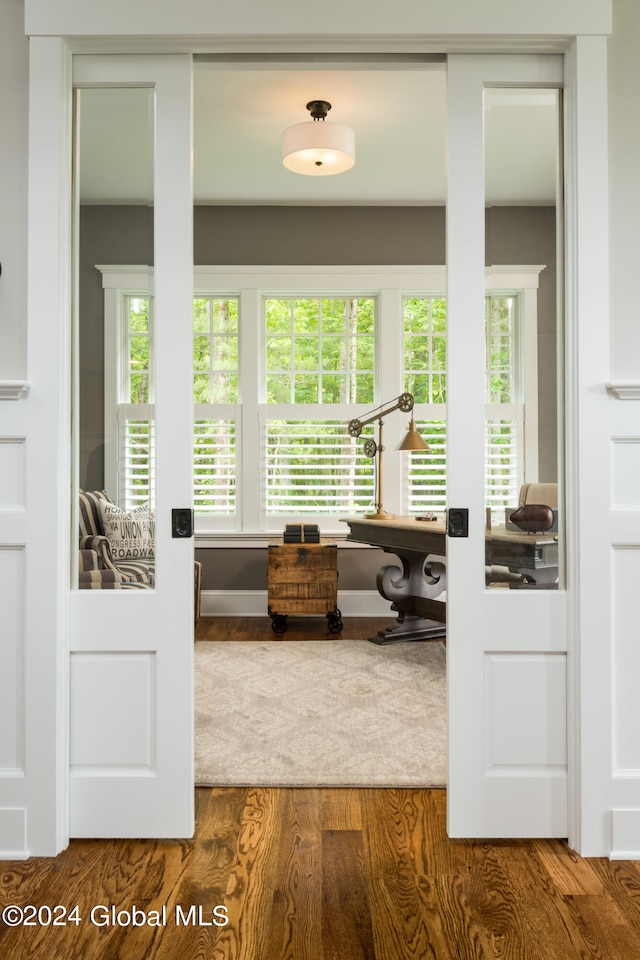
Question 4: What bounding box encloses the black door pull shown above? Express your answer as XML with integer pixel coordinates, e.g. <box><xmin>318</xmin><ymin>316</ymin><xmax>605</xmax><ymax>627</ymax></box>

<box><xmin>172</xmin><ymin>508</ymin><xmax>194</xmax><ymax>539</ymax></box>
<box><xmin>447</xmin><ymin>508</ymin><xmax>469</xmax><ymax>538</ymax></box>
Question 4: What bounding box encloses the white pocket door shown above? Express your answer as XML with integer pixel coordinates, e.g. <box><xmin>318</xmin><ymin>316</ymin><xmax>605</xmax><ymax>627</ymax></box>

<box><xmin>70</xmin><ymin>55</ymin><xmax>194</xmax><ymax>837</ymax></box>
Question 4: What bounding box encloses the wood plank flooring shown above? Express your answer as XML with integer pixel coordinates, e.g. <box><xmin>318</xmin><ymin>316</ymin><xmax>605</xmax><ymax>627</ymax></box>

<box><xmin>3</xmin><ymin>789</ymin><xmax>640</xmax><ymax>959</ymax></box>
<box><xmin>2</xmin><ymin>619</ymin><xmax>639</xmax><ymax>958</ymax></box>
<box><xmin>195</xmin><ymin>615</ymin><xmax>400</xmax><ymax>643</ymax></box>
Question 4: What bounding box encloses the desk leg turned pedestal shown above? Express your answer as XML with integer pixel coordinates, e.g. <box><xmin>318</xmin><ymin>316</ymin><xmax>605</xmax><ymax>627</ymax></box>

<box><xmin>371</xmin><ymin>547</ymin><xmax>446</xmax><ymax>644</ymax></box>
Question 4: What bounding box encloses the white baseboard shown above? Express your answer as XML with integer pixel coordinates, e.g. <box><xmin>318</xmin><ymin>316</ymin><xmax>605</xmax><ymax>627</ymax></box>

<box><xmin>200</xmin><ymin>589</ymin><xmax>393</xmax><ymax>618</ymax></box>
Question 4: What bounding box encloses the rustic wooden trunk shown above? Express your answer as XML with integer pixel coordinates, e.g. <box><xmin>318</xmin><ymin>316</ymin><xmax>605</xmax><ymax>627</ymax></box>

<box><xmin>267</xmin><ymin>539</ymin><xmax>341</xmax><ymax>632</ymax></box>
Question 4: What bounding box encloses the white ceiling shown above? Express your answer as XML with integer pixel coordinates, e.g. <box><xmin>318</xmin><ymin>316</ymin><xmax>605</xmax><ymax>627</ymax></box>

<box><xmin>78</xmin><ymin>63</ymin><xmax>559</xmax><ymax>206</ymax></box>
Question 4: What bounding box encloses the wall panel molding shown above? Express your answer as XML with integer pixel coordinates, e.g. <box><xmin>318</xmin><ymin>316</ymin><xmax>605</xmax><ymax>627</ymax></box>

<box><xmin>0</xmin><ymin>412</ymin><xmax>29</xmax><ymax>857</ymax></box>
<box><xmin>612</xmin><ymin>545</ymin><xmax>640</xmax><ymax>774</ymax></box>
<box><xmin>0</xmin><ymin>437</ymin><xmax>26</xmax><ymax>509</ymax></box>
<box><xmin>611</xmin><ymin>437</ymin><xmax>640</xmax><ymax>510</ymax></box>
<box><xmin>608</xmin><ymin>391</ymin><xmax>640</xmax><ymax>855</ymax></box>
<box><xmin>0</xmin><ymin>382</ymin><xmax>30</xmax><ymax>401</ymax></box>
<box><xmin>607</xmin><ymin>382</ymin><xmax>640</xmax><ymax>400</ymax></box>
<box><xmin>0</xmin><ymin>808</ymin><xmax>27</xmax><ymax>860</ymax></box>
<box><xmin>0</xmin><ymin>548</ymin><xmax>25</xmax><ymax>773</ymax></box>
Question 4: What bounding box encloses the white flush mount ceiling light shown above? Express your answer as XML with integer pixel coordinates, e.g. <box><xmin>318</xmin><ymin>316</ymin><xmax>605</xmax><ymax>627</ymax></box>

<box><xmin>282</xmin><ymin>100</ymin><xmax>355</xmax><ymax>176</ymax></box>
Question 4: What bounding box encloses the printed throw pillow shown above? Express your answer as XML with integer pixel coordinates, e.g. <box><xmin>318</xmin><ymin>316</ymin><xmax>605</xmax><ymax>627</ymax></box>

<box><xmin>98</xmin><ymin>500</ymin><xmax>155</xmax><ymax>560</ymax></box>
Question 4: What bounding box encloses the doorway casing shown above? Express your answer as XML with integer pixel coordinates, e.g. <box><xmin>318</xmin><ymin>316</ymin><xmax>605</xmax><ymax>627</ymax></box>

<box><xmin>13</xmin><ymin>0</ymin><xmax>613</xmax><ymax>858</ymax></box>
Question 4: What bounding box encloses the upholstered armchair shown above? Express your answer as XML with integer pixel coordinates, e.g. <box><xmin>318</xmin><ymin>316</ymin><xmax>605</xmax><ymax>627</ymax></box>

<box><xmin>516</xmin><ymin>482</ymin><xmax>558</xmax><ymax>514</ymax></box>
<box><xmin>78</xmin><ymin>490</ymin><xmax>202</xmax><ymax>619</ymax></box>
<box><xmin>78</xmin><ymin>490</ymin><xmax>202</xmax><ymax>622</ymax></box>
<box><xmin>78</xmin><ymin>547</ymin><xmax>125</xmax><ymax>589</ymax></box>
<box><xmin>486</xmin><ymin>482</ymin><xmax>558</xmax><ymax>586</ymax></box>
<box><xmin>78</xmin><ymin>490</ymin><xmax>155</xmax><ymax>589</ymax></box>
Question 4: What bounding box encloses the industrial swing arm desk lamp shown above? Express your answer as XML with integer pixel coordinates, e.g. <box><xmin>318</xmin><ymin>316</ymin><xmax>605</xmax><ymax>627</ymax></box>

<box><xmin>348</xmin><ymin>392</ymin><xmax>430</xmax><ymax>520</ymax></box>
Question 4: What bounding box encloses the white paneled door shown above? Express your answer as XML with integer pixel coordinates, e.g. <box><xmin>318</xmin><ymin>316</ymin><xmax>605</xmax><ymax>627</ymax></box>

<box><xmin>446</xmin><ymin>55</ymin><xmax>568</xmax><ymax>837</ymax></box>
<box><xmin>69</xmin><ymin>56</ymin><xmax>194</xmax><ymax>837</ymax></box>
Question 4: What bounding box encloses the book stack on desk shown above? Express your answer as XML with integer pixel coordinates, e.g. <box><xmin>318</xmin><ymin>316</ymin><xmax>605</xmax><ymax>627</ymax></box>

<box><xmin>283</xmin><ymin>523</ymin><xmax>320</xmax><ymax>543</ymax></box>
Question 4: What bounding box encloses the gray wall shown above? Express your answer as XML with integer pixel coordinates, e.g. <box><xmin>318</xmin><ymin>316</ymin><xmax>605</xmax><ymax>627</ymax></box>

<box><xmin>79</xmin><ymin>206</ymin><xmax>154</xmax><ymax>489</ymax></box>
<box><xmin>193</xmin><ymin>205</ymin><xmax>447</xmax><ymax>265</ymax></box>
<box><xmin>486</xmin><ymin>206</ymin><xmax>558</xmax><ymax>480</ymax></box>
<box><xmin>201</xmin><ymin>544</ymin><xmax>387</xmax><ymax>594</ymax></box>
<box><xmin>79</xmin><ymin>203</ymin><xmax>557</xmax><ymax>593</ymax></box>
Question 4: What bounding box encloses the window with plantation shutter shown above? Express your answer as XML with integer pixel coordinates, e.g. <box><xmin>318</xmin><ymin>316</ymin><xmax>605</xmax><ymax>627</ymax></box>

<box><xmin>191</xmin><ymin>296</ymin><xmax>239</xmax><ymax>521</ymax></box>
<box><xmin>402</xmin><ymin>296</ymin><xmax>448</xmax><ymax>514</ymax></box>
<box><xmin>100</xmin><ymin>265</ymin><xmax>542</xmax><ymax>537</ymax></box>
<box><xmin>106</xmin><ymin>285</ymin><xmax>239</xmax><ymax>526</ymax></box>
<box><xmin>262</xmin><ymin>296</ymin><xmax>376</xmax><ymax>520</ymax></box>
<box><xmin>403</xmin><ymin>286</ymin><xmax>536</xmax><ymax>519</ymax></box>
<box><xmin>118</xmin><ymin>295</ymin><xmax>155</xmax><ymax>509</ymax></box>
<box><xmin>484</xmin><ymin>294</ymin><xmax>525</xmax><ymax>518</ymax></box>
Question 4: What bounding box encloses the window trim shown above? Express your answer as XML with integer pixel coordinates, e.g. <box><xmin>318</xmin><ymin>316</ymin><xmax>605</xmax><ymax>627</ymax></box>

<box><xmin>99</xmin><ymin>264</ymin><xmax>545</xmax><ymax>538</ymax></box>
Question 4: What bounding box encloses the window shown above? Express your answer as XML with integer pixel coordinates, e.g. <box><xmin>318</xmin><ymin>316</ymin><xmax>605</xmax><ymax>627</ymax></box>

<box><xmin>484</xmin><ymin>294</ymin><xmax>522</xmax><ymax>514</ymax></box>
<box><xmin>264</xmin><ymin>296</ymin><xmax>375</xmax><ymax>516</ymax></box>
<box><xmin>404</xmin><ymin>296</ymin><xmax>447</xmax><ymax>404</ymax></box>
<box><xmin>265</xmin><ymin>297</ymin><xmax>374</xmax><ymax>404</ymax></box>
<box><xmin>403</xmin><ymin>296</ymin><xmax>448</xmax><ymax>512</ymax></box>
<box><xmin>192</xmin><ymin>296</ymin><xmax>238</xmax><ymax>516</ymax></box>
<box><xmin>118</xmin><ymin>294</ymin><xmax>154</xmax><ymax>508</ymax></box>
<box><xmin>100</xmin><ymin>266</ymin><xmax>542</xmax><ymax>537</ymax></box>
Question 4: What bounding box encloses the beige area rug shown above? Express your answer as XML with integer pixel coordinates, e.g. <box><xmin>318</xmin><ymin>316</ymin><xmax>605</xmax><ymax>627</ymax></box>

<box><xmin>194</xmin><ymin>639</ymin><xmax>447</xmax><ymax>788</ymax></box>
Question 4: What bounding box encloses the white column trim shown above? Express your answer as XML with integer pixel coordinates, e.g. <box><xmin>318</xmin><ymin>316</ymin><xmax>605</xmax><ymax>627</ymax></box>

<box><xmin>564</xmin><ymin>36</ymin><xmax>613</xmax><ymax>857</ymax></box>
<box><xmin>23</xmin><ymin>36</ymin><xmax>73</xmax><ymax>857</ymax></box>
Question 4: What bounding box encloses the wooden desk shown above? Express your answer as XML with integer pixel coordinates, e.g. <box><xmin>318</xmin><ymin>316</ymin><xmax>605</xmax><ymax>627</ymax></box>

<box><xmin>341</xmin><ymin>516</ymin><xmax>560</xmax><ymax>643</ymax></box>
<box><xmin>341</xmin><ymin>516</ymin><xmax>447</xmax><ymax>644</ymax></box>
<box><xmin>486</xmin><ymin>525</ymin><xmax>559</xmax><ymax>585</ymax></box>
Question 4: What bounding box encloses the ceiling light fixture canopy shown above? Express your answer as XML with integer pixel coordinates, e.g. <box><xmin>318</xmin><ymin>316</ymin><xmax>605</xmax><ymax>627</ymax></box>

<box><xmin>282</xmin><ymin>99</ymin><xmax>355</xmax><ymax>176</ymax></box>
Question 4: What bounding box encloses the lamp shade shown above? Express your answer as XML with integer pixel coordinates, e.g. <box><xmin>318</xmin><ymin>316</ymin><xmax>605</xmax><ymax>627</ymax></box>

<box><xmin>282</xmin><ymin>120</ymin><xmax>355</xmax><ymax>176</ymax></box>
<box><xmin>396</xmin><ymin>418</ymin><xmax>430</xmax><ymax>451</ymax></box>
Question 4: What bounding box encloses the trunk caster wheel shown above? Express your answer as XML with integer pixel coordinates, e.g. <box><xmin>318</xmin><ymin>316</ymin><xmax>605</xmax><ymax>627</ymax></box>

<box><xmin>270</xmin><ymin>611</ymin><xmax>288</xmax><ymax>634</ymax></box>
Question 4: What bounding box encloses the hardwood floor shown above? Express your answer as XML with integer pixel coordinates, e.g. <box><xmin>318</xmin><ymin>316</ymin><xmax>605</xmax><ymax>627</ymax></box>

<box><xmin>195</xmin><ymin>615</ymin><xmax>399</xmax><ymax>643</ymax></box>
<box><xmin>3</xmin><ymin>619</ymin><xmax>640</xmax><ymax>958</ymax></box>
<box><xmin>3</xmin><ymin>789</ymin><xmax>640</xmax><ymax>959</ymax></box>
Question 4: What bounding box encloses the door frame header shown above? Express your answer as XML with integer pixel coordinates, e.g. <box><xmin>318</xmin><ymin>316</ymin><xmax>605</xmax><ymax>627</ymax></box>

<box><xmin>25</xmin><ymin>0</ymin><xmax>612</xmax><ymax>51</ymax></box>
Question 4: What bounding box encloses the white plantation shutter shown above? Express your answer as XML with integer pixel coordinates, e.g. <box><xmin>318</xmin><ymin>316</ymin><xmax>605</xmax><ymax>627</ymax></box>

<box><xmin>193</xmin><ymin>411</ymin><xmax>236</xmax><ymax>515</ymax></box>
<box><xmin>262</xmin><ymin>411</ymin><xmax>375</xmax><ymax>516</ymax></box>
<box><xmin>405</xmin><ymin>412</ymin><xmax>523</xmax><ymax>515</ymax></box>
<box><xmin>406</xmin><ymin>418</ymin><xmax>447</xmax><ymax>512</ymax></box>
<box><xmin>404</xmin><ymin>292</ymin><xmax>527</xmax><ymax>517</ymax></box>
<box><xmin>117</xmin><ymin>407</ymin><xmax>238</xmax><ymax>517</ymax></box>
<box><xmin>483</xmin><ymin>294</ymin><xmax>524</xmax><ymax>513</ymax></box>
<box><xmin>118</xmin><ymin>404</ymin><xmax>155</xmax><ymax>509</ymax></box>
<box><xmin>485</xmin><ymin>413</ymin><xmax>522</xmax><ymax>512</ymax></box>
